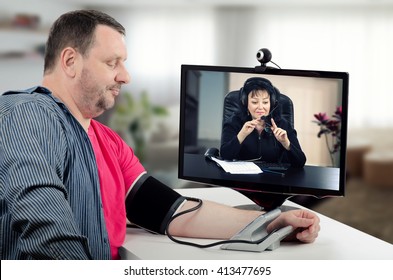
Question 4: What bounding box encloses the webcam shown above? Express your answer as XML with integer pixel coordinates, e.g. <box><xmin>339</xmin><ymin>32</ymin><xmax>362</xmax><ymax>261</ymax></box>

<box><xmin>256</xmin><ymin>48</ymin><xmax>272</xmax><ymax>64</ymax></box>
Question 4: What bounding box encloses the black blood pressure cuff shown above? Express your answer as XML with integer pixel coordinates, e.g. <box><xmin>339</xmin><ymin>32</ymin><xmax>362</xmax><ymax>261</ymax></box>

<box><xmin>125</xmin><ymin>174</ymin><xmax>186</xmax><ymax>234</ymax></box>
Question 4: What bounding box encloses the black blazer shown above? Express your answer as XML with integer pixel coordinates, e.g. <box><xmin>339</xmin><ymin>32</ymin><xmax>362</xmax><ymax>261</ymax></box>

<box><xmin>220</xmin><ymin>114</ymin><xmax>306</xmax><ymax>167</ymax></box>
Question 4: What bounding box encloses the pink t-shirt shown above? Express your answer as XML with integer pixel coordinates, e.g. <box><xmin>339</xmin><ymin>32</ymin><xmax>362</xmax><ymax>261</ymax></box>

<box><xmin>88</xmin><ymin>120</ymin><xmax>145</xmax><ymax>259</ymax></box>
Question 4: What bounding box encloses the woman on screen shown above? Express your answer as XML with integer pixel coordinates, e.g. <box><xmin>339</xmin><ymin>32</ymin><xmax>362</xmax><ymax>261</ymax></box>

<box><xmin>220</xmin><ymin>77</ymin><xmax>306</xmax><ymax>167</ymax></box>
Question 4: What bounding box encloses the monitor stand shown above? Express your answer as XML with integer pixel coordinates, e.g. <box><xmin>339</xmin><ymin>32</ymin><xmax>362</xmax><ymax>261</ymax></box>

<box><xmin>234</xmin><ymin>188</ymin><xmax>292</xmax><ymax>211</ymax></box>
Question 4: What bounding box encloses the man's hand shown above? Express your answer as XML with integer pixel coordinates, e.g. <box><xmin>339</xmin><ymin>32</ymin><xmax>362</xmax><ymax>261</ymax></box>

<box><xmin>266</xmin><ymin>209</ymin><xmax>320</xmax><ymax>243</ymax></box>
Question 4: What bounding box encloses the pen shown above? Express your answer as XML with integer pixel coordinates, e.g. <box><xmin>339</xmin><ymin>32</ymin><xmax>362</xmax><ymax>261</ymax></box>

<box><xmin>261</xmin><ymin>168</ymin><xmax>285</xmax><ymax>177</ymax></box>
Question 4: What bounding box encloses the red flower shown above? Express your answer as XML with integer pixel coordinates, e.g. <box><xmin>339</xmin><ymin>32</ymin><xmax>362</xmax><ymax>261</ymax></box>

<box><xmin>333</xmin><ymin>106</ymin><xmax>342</xmax><ymax>120</ymax></box>
<box><xmin>313</xmin><ymin>107</ymin><xmax>342</xmax><ymax>166</ymax></box>
<box><xmin>326</xmin><ymin>119</ymin><xmax>340</xmax><ymax>133</ymax></box>
<box><xmin>335</xmin><ymin>106</ymin><xmax>342</xmax><ymax>115</ymax></box>
<box><xmin>313</xmin><ymin>112</ymin><xmax>329</xmax><ymax>123</ymax></box>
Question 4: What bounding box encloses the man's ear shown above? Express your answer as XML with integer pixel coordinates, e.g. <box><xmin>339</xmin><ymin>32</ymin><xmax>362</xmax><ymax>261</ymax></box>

<box><xmin>60</xmin><ymin>47</ymin><xmax>78</xmax><ymax>78</ymax></box>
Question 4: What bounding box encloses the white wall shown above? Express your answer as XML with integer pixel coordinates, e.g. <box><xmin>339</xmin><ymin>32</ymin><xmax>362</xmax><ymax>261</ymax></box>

<box><xmin>249</xmin><ymin>6</ymin><xmax>393</xmax><ymax>129</ymax></box>
<box><xmin>105</xmin><ymin>4</ymin><xmax>393</xmax><ymax>129</ymax></box>
<box><xmin>2</xmin><ymin>1</ymin><xmax>393</xmax><ymax>131</ymax></box>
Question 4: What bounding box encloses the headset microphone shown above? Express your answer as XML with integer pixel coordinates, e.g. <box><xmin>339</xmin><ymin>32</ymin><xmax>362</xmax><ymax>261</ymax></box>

<box><xmin>261</xmin><ymin>103</ymin><xmax>279</xmax><ymax>121</ymax></box>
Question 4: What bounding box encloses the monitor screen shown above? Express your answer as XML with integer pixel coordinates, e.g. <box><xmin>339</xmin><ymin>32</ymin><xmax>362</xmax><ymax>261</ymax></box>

<box><xmin>178</xmin><ymin>64</ymin><xmax>349</xmax><ymax>210</ymax></box>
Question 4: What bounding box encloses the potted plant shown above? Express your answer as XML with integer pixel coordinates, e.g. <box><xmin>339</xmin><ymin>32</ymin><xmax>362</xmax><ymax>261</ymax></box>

<box><xmin>313</xmin><ymin>106</ymin><xmax>342</xmax><ymax>166</ymax></box>
<box><xmin>109</xmin><ymin>91</ymin><xmax>168</xmax><ymax>162</ymax></box>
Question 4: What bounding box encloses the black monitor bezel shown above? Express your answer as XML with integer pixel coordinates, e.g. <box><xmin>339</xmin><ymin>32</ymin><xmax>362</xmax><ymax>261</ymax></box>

<box><xmin>178</xmin><ymin>64</ymin><xmax>349</xmax><ymax>200</ymax></box>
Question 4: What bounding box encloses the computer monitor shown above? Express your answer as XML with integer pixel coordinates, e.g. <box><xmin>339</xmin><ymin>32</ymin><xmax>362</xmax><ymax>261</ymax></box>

<box><xmin>178</xmin><ymin>64</ymin><xmax>349</xmax><ymax>210</ymax></box>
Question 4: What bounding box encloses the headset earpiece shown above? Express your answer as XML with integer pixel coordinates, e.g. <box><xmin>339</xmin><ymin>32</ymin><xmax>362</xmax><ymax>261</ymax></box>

<box><xmin>240</xmin><ymin>86</ymin><xmax>247</xmax><ymax>106</ymax></box>
<box><xmin>271</xmin><ymin>89</ymin><xmax>278</xmax><ymax>108</ymax></box>
<box><xmin>240</xmin><ymin>77</ymin><xmax>279</xmax><ymax>109</ymax></box>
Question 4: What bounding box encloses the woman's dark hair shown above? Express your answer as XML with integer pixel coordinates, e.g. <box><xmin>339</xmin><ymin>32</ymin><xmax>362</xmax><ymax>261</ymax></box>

<box><xmin>239</xmin><ymin>77</ymin><xmax>282</xmax><ymax>121</ymax></box>
<box><xmin>44</xmin><ymin>10</ymin><xmax>125</xmax><ymax>74</ymax></box>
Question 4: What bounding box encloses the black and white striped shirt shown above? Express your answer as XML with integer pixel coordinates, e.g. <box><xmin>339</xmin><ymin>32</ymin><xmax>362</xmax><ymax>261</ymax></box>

<box><xmin>0</xmin><ymin>87</ymin><xmax>111</xmax><ymax>259</ymax></box>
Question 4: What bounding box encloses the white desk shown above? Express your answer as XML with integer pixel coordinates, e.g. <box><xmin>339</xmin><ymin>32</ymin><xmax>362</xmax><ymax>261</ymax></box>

<box><xmin>120</xmin><ymin>187</ymin><xmax>393</xmax><ymax>260</ymax></box>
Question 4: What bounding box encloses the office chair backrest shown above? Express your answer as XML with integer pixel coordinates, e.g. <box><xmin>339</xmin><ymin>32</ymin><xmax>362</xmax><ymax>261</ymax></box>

<box><xmin>222</xmin><ymin>89</ymin><xmax>294</xmax><ymax>128</ymax></box>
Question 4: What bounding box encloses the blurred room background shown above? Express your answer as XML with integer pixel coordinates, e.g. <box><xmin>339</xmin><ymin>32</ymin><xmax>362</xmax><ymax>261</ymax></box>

<box><xmin>1</xmin><ymin>0</ymin><xmax>392</xmax><ymax>244</ymax></box>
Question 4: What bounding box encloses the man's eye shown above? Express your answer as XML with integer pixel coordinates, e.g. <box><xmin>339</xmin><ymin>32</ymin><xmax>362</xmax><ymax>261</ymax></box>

<box><xmin>107</xmin><ymin>62</ymin><xmax>117</xmax><ymax>68</ymax></box>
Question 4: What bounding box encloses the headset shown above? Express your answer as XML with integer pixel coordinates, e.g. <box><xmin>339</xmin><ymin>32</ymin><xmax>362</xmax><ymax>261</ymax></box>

<box><xmin>239</xmin><ymin>77</ymin><xmax>281</xmax><ymax>123</ymax></box>
<box><xmin>239</xmin><ymin>77</ymin><xmax>281</xmax><ymax>131</ymax></box>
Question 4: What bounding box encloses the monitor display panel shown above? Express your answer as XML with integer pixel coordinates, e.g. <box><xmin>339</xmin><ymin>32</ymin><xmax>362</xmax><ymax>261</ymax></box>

<box><xmin>178</xmin><ymin>64</ymin><xmax>349</xmax><ymax>209</ymax></box>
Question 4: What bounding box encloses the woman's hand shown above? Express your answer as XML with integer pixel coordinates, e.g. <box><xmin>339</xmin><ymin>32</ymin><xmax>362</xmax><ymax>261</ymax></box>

<box><xmin>271</xmin><ymin>118</ymin><xmax>290</xmax><ymax>149</ymax></box>
<box><xmin>266</xmin><ymin>209</ymin><xmax>320</xmax><ymax>243</ymax></box>
<box><xmin>237</xmin><ymin>119</ymin><xmax>261</xmax><ymax>144</ymax></box>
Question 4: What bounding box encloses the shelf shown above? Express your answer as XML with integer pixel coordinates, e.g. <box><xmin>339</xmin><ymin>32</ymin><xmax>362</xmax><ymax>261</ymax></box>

<box><xmin>0</xmin><ymin>27</ymin><xmax>48</xmax><ymax>56</ymax></box>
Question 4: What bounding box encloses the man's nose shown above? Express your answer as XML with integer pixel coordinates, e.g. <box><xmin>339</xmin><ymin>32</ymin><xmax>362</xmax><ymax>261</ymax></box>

<box><xmin>116</xmin><ymin>63</ymin><xmax>130</xmax><ymax>84</ymax></box>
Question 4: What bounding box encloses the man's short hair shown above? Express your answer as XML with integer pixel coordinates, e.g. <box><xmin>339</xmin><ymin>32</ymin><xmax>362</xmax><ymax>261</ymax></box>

<box><xmin>44</xmin><ymin>10</ymin><xmax>125</xmax><ymax>74</ymax></box>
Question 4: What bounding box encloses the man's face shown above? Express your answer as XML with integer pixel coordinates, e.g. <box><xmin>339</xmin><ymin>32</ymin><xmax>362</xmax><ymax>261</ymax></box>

<box><xmin>74</xmin><ymin>25</ymin><xmax>130</xmax><ymax>118</ymax></box>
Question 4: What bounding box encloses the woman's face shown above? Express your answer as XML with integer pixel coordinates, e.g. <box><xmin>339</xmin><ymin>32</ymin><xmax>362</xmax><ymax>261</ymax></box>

<box><xmin>247</xmin><ymin>89</ymin><xmax>271</xmax><ymax>120</ymax></box>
